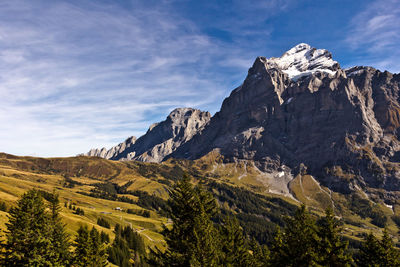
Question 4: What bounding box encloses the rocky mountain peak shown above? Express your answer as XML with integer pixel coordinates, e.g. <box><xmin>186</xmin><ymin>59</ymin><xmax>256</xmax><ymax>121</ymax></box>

<box><xmin>82</xmin><ymin>136</ymin><xmax>137</xmax><ymax>159</ymax></box>
<box><xmin>170</xmin><ymin>43</ymin><xmax>400</xmax><ymax>199</ymax></box>
<box><xmin>82</xmin><ymin>107</ymin><xmax>211</xmax><ymax>162</ymax></box>
<box><xmin>83</xmin><ymin>43</ymin><xmax>400</xmax><ymax>202</ymax></box>
<box><xmin>264</xmin><ymin>43</ymin><xmax>340</xmax><ymax>81</ymax></box>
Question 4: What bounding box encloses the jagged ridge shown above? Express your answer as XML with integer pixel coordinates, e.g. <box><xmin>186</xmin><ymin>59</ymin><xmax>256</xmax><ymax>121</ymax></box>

<box><xmin>84</xmin><ymin>43</ymin><xmax>400</xmax><ymax>202</ymax></box>
<box><xmin>83</xmin><ymin>108</ymin><xmax>211</xmax><ymax>162</ymax></box>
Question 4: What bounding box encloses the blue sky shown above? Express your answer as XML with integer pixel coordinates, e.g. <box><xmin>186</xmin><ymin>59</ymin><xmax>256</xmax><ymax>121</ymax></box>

<box><xmin>1</xmin><ymin>0</ymin><xmax>399</xmax><ymax>157</ymax></box>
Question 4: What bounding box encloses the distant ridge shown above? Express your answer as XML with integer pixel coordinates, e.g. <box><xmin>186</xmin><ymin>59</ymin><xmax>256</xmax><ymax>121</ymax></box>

<box><xmin>82</xmin><ymin>108</ymin><xmax>210</xmax><ymax>162</ymax></box>
<box><xmin>83</xmin><ymin>43</ymin><xmax>400</xmax><ymax>201</ymax></box>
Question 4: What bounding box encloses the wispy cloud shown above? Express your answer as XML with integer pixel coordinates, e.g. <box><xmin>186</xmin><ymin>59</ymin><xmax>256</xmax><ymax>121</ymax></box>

<box><xmin>0</xmin><ymin>0</ymin><xmax>284</xmax><ymax>157</ymax></box>
<box><xmin>345</xmin><ymin>0</ymin><xmax>400</xmax><ymax>72</ymax></box>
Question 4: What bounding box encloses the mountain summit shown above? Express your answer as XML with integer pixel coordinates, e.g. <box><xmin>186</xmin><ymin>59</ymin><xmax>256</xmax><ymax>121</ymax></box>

<box><xmin>84</xmin><ymin>43</ymin><xmax>400</xmax><ymax>201</ymax></box>
<box><xmin>83</xmin><ymin>108</ymin><xmax>210</xmax><ymax>162</ymax></box>
<box><xmin>265</xmin><ymin>43</ymin><xmax>340</xmax><ymax>80</ymax></box>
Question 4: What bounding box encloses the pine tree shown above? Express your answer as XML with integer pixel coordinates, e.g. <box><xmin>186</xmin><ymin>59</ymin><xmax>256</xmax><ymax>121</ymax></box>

<box><xmin>0</xmin><ymin>201</ymin><xmax>7</xmax><ymax>212</ymax></box>
<box><xmin>73</xmin><ymin>225</ymin><xmax>108</xmax><ymax>267</ymax></box>
<box><xmin>270</xmin><ymin>205</ymin><xmax>320</xmax><ymax>267</ymax></box>
<box><xmin>101</xmin><ymin>231</ymin><xmax>110</xmax><ymax>244</ymax></box>
<box><xmin>316</xmin><ymin>208</ymin><xmax>353</xmax><ymax>266</ymax></box>
<box><xmin>121</xmin><ymin>226</ymin><xmax>146</xmax><ymax>255</ymax></box>
<box><xmin>219</xmin><ymin>216</ymin><xmax>251</xmax><ymax>266</ymax></box>
<box><xmin>108</xmin><ymin>235</ymin><xmax>132</xmax><ymax>267</ymax></box>
<box><xmin>74</xmin><ymin>225</ymin><xmax>91</xmax><ymax>266</ymax></box>
<box><xmin>2</xmin><ymin>189</ymin><xmax>53</xmax><ymax>266</ymax></box>
<box><xmin>189</xmin><ymin>202</ymin><xmax>220</xmax><ymax>266</ymax></box>
<box><xmin>150</xmin><ymin>176</ymin><xmax>220</xmax><ymax>266</ymax></box>
<box><xmin>48</xmin><ymin>190</ymin><xmax>71</xmax><ymax>266</ymax></box>
<box><xmin>359</xmin><ymin>230</ymin><xmax>400</xmax><ymax>266</ymax></box>
<box><xmin>248</xmin><ymin>237</ymin><xmax>270</xmax><ymax>267</ymax></box>
<box><xmin>89</xmin><ymin>226</ymin><xmax>108</xmax><ymax>266</ymax></box>
<box><xmin>269</xmin><ymin>227</ymin><xmax>286</xmax><ymax>267</ymax></box>
<box><xmin>379</xmin><ymin>229</ymin><xmax>400</xmax><ymax>266</ymax></box>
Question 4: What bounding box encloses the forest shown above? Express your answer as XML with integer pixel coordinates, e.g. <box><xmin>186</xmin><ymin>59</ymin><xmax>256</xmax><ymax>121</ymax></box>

<box><xmin>0</xmin><ymin>177</ymin><xmax>399</xmax><ymax>266</ymax></box>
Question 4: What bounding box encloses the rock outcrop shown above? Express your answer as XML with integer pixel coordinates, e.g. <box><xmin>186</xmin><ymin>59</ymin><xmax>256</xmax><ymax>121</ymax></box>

<box><xmin>170</xmin><ymin>43</ymin><xmax>400</xmax><ymax>195</ymax></box>
<box><xmin>84</xmin><ymin>136</ymin><xmax>137</xmax><ymax>159</ymax></box>
<box><xmin>84</xmin><ymin>43</ymin><xmax>400</xmax><ymax>198</ymax></box>
<box><xmin>83</xmin><ymin>108</ymin><xmax>211</xmax><ymax>162</ymax></box>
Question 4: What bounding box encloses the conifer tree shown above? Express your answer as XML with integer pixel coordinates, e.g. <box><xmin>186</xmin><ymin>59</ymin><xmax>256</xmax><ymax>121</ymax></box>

<box><xmin>248</xmin><ymin>237</ymin><xmax>270</xmax><ymax>267</ymax></box>
<box><xmin>151</xmin><ymin>176</ymin><xmax>220</xmax><ymax>266</ymax></box>
<box><xmin>101</xmin><ymin>231</ymin><xmax>110</xmax><ymax>244</ymax></box>
<box><xmin>2</xmin><ymin>189</ymin><xmax>53</xmax><ymax>266</ymax></box>
<box><xmin>379</xmin><ymin>229</ymin><xmax>400</xmax><ymax>266</ymax></box>
<box><xmin>219</xmin><ymin>216</ymin><xmax>251</xmax><ymax>266</ymax></box>
<box><xmin>270</xmin><ymin>205</ymin><xmax>320</xmax><ymax>266</ymax></box>
<box><xmin>269</xmin><ymin>227</ymin><xmax>287</xmax><ymax>267</ymax></box>
<box><xmin>48</xmin><ymin>190</ymin><xmax>71</xmax><ymax>266</ymax></box>
<box><xmin>189</xmin><ymin>202</ymin><xmax>220</xmax><ymax>266</ymax></box>
<box><xmin>73</xmin><ymin>225</ymin><xmax>108</xmax><ymax>267</ymax></box>
<box><xmin>108</xmin><ymin>235</ymin><xmax>132</xmax><ymax>267</ymax></box>
<box><xmin>0</xmin><ymin>201</ymin><xmax>7</xmax><ymax>212</ymax></box>
<box><xmin>359</xmin><ymin>230</ymin><xmax>400</xmax><ymax>266</ymax></box>
<box><xmin>316</xmin><ymin>208</ymin><xmax>353</xmax><ymax>266</ymax></box>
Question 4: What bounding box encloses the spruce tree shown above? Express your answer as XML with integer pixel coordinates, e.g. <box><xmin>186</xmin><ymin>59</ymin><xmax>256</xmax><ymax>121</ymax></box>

<box><xmin>48</xmin><ymin>190</ymin><xmax>71</xmax><ymax>266</ymax></box>
<box><xmin>248</xmin><ymin>237</ymin><xmax>270</xmax><ymax>267</ymax></box>
<box><xmin>316</xmin><ymin>208</ymin><xmax>353</xmax><ymax>266</ymax></box>
<box><xmin>269</xmin><ymin>227</ymin><xmax>287</xmax><ymax>267</ymax></box>
<box><xmin>0</xmin><ymin>201</ymin><xmax>7</xmax><ymax>212</ymax></box>
<box><xmin>108</xmin><ymin>235</ymin><xmax>132</xmax><ymax>267</ymax></box>
<box><xmin>151</xmin><ymin>176</ymin><xmax>220</xmax><ymax>266</ymax></box>
<box><xmin>189</xmin><ymin>202</ymin><xmax>220</xmax><ymax>266</ymax></box>
<box><xmin>270</xmin><ymin>205</ymin><xmax>320</xmax><ymax>267</ymax></box>
<box><xmin>2</xmin><ymin>189</ymin><xmax>53</xmax><ymax>266</ymax></box>
<box><xmin>101</xmin><ymin>231</ymin><xmax>110</xmax><ymax>244</ymax></box>
<box><xmin>359</xmin><ymin>230</ymin><xmax>400</xmax><ymax>266</ymax></box>
<box><xmin>379</xmin><ymin>229</ymin><xmax>400</xmax><ymax>266</ymax></box>
<box><xmin>73</xmin><ymin>225</ymin><xmax>108</xmax><ymax>267</ymax></box>
<box><xmin>219</xmin><ymin>216</ymin><xmax>251</xmax><ymax>266</ymax></box>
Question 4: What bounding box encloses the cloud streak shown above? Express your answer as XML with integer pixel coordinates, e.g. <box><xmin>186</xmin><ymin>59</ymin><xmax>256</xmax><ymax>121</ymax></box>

<box><xmin>345</xmin><ymin>0</ymin><xmax>400</xmax><ymax>72</ymax></box>
<box><xmin>0</xmin><ymin>0</ymin><xmax>283</xmax><ymax>157</ymax></box>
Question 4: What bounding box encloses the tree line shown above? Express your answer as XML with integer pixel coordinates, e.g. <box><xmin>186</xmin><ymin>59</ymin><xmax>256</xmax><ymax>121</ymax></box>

<box><xmin>0</xmin><ymin>190</ymin><xmax>145</xmax><ymax>266</ymax></box>
<box><xmin>150</xmin><ymin>176</ymin><xmax>400</xmax><ymax>267</ymax></box>
<box><xmin>1</xmin><ymin>179</ymin><xmax>400</xmax><ymax>266</ymax></box>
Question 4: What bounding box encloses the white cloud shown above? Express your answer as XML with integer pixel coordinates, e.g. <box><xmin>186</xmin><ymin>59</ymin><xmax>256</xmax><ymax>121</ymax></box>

<box><xmin>0</xmin><ymin>0</ymin><xmax>285</xmax><ymax>157</ymax></box>
<box><xmin>345</xmin><ymin>0</ymin><xmax>400</xmax><ymax>72</ymax></box>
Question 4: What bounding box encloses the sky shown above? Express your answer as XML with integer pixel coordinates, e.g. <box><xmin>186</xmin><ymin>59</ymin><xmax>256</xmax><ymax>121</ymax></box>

<box><xmin>1</xmin><ymin>0</ymin><xmax>399</xmax><ymax>157</ymax></box>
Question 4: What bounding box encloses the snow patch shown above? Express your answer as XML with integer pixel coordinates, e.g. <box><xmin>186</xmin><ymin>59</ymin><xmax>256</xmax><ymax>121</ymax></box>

<box><xmin>347</xmin><ymin>69</ymin><xmax>364</xmax><ymax>76</ymax></box>
<box><xmin>265</xmin><ymin>43</ymin><xmax>339</xmax><ymax>80</ymax></box>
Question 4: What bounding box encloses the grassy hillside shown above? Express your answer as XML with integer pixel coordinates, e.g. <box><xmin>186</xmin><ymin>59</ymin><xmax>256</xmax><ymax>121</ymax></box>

<box><xmin>0</xmin><ymin>152</ymin><xmax>398</xmax><ymax>249</ymax></box>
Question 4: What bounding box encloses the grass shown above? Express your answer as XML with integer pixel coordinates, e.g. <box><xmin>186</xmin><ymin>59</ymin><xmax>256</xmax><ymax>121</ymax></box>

<box><xmin>0</xmin><ymin>151</ymin><xmax>398</xmax><ymax>249</ymax></box>
<box><xmin>0</xmin><ymin>154</ymin><xmax>167</xmax><ymax>248</ymax></box>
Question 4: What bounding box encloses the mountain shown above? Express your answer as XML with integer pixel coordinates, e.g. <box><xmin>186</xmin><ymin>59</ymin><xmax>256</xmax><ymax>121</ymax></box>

<box><xmin>4</xmin><ymin>43</ymin><xmax>400</xmax><ymax>248</ymax></box>
<box><xmin>84</xmin><ymin>136</ymin><xmax>137</xmax><ymax>159</ymax></box>
<box><xmin>170</xmin><ymin>43</ymin><xmax>400</xmax><ymax>200</ymax></box>
<box><xmin>84</xmin><ymin>43</ymin><xmax>400</xmax><ymax>202</ymax></box>
<box><xmin>83</xmin><ymin>108</ymin><xmax>211</xmax><ymax>162</ymax></box>
<box><xmin>1</xmin><ymin>152</ymin><xmax>397</xmax><ymax>248</ymax></box>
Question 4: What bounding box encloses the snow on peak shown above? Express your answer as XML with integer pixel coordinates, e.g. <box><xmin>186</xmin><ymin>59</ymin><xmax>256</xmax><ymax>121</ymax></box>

<box><xmin>266</xmin><ymin>43</ymin><xmax>340</xmax><ymax>80</ymax></box>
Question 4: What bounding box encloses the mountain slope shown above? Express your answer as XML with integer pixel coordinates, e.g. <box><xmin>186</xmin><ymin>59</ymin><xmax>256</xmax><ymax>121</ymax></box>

<box><xmin>170</xmin><ymin>43</ymin><xmax>400</xmax><ymax>201</ymax></box>
<box><xmin>0</xmin><ymin>152</ymin><xmax>399</xmax><ymax>248</ymax></box>
<box><xmin>83</xmin><ymin>108</ymin><xmax>211</xmax><ymax>162</ymax></box>
<box><xmin>83</xmin><ymin>43</ymin><xmax>400</xmax><ymax>203</ymax></box>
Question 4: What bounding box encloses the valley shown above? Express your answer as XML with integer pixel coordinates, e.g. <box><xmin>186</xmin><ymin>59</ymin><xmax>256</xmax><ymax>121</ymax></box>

<box><xmin>1</xmin><ymin>151</ymin><xmax>399</xmax><ymax>251</ymax></box>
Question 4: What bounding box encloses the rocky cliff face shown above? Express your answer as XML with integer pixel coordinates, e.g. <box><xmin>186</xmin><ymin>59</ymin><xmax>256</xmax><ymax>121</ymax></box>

<box><xmin>170</xmin><ymin>44</ymin><xmax>400</xmax><ymax>197</ymax></box>
<box><xmin>84</xmin><ymin>136</ymin><xmax>137</xmax><ymax>159</ymax></box>
<box><xmin>83</xmin><ymin>108</ymin><xmax>211</xmax><ymax>162</ymax></box>
<box><xmin>84</xmin><ymin>43</ymin><xmax>400</xmax><ymax>199</ymax></box>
